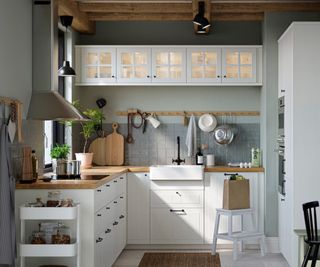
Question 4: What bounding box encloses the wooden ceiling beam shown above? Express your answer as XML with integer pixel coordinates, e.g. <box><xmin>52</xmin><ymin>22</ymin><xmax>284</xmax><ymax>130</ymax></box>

<box><xmin>213</xmin><ymin>2</ymin><xmax>320</xmax><ymax>13</ymax></box>
<box><xmin>58</xmin><ymin>0</ymin><xmax>95</xmax><ymax>34</ymax></box>
<box><xmin>87</xmin><ymin>12</ymin><xmax>263</xmax><ymax>21</ymax></box>
<box><xmin>79</xmin><ymin>2</ymin><xmax>192</xmax><ymax>13</ymax></box>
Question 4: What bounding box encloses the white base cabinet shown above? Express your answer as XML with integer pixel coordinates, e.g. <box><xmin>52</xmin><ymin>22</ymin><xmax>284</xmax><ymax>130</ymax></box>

<box><xmin>15</xmin><ymin>173</ymin><xmax>126</xmax><ymax>267</ymax></box>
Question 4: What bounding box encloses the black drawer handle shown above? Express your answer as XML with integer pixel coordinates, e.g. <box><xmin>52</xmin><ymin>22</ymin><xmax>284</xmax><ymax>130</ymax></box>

<box><xmin>119</xmin><ymin>215</ymin><xmax>125</xmax><ymax>219</ymax></box>
<box><xmin>105</xmin><ymin>228</ymin><xmax>111</xmax><ymax>234</ymax></box>
<box><xmin>224</xmin><ymin>173</ymin><xmax>238</xmax><ymax>176</ymax></box>
<box><xmin>106</xmin><ymin>184</ymin><xmax>110</xmax><ymax>187</ymax></box>
<box><xmin>176</xmin><ymin>192</ymin><xmax>181</xmax><ymax>197</ymax></box>
<box><xmin>97</xmin><ymin>189</ymin><xmax>102</xmax><ymax>192</ymax></box>
<box><xmin>97</xmin><ymin>214</ymin><xmax>102</xmax><ymax>217</ymax></box>
<box><xmin>114</xmin><ymin>180</ymin><xmax>118</xmax><ymax>183</ymax></box>
<box><xmin>96</xmin><ymin>237</ymin><xmax>103</xmax><ymax>243</ymax></box>
<box><xmin>170</xmin><ymin>209</ymin><xmax>185</xmax><ymax>213</ymax></box>
<box><xmin>106</xmin><ymin>207</ymin><xmax>110</xmax><ymax>210</ymax></box>
<box><xmin>114</xmin><ymin>201</ymin><xmax>118</xmax><ymax>204</ymax></box>
<box><xmin>113</xmin><ymin>221</ymin><xmax>119</xmax><ymax>226</ymax></box>
<box><xmin>120</xmin><ymin>196</ymin><xmax>124</xmax><ymax>199</ymax></box>
<box><xmin>120</xmin><ymin>177</ymin><xmax>124</xmax><ymax>180</ymax></box>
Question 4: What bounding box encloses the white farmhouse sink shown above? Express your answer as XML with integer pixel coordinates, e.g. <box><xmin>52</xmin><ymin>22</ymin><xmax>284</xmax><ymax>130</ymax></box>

<box><xmin>149</xmin><ymin>165</ymin><xmax>204</xmax><ymax>180</ymax></box>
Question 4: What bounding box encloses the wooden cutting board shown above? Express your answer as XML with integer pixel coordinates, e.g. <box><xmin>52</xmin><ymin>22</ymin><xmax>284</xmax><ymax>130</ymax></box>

<box><xmin>105</xmin><ymin>123</ymin><xmax>124</xmax><ymax>166</ymax></box>
<box><xmin>88</xmin><ymin>137</ymin><xmax>107</xmax><ymax>166</ymax></box>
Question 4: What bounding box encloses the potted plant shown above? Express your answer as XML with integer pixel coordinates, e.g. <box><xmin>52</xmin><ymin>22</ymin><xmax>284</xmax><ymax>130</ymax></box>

<box><xmin>72</xmin><ymin>101</ymin><xmax>105</xmax><ymax>168</ymax></box>
<box><xmin>50</xmin><ymin>144</ymin><xmax>70</xmax><ymax>174</ymax></box>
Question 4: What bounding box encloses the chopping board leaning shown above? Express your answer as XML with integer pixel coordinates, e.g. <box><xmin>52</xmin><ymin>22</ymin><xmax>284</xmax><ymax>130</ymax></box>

<box><xmin>106</xmin><ymin>123</ymin><xmax>125</xmax><ymax>166</ymax></box>
<box><xmin>88</xmin><ymin>137</ymin><xmax>107</xmax><ymax>166</ymax></box>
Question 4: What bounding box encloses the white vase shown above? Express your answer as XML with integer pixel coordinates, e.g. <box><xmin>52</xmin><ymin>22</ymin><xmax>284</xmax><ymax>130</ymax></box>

<box><xmin>75</xmin><ymin>153</ymin><xmax>93</xmax><ymax>169</ymax></box>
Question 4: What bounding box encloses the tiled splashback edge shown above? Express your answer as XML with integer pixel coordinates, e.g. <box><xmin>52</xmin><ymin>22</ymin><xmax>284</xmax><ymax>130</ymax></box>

<box><xmin>85</xmin><ymin>123</ymin><xmax>260</xmax><ymax>166</ymax></box>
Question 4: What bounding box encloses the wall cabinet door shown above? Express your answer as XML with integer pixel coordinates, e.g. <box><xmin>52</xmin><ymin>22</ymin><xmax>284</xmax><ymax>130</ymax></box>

<box><xmin>117</xmin><ymin>48</ymin><xmax>151</xmax><ymax>83</ymax></box>
<box><xmin>187</xmin><ymin>48</ymin><xmax>222</xmax><ymax>83</ymax></box>
<box><xmin>127</xmin><ymin>173</ymin><xmax>150</xmax><ymax>244</ymax></box>
<box><xmin>204</xmin><ymin>172</ymin><xmax>263</xmax><ymax>244</ymax></box>
<box><xmin>80</xmin><ymin>47</ymin><xmax>116</xmax><ymax>84</ymax></box>
<box><xmin>151</xmin><ymin>207</ymin><xmax>203</xmax><ymax>244</ymax></box>
<box><xmin>152</xmin><ymin>48</ymin><xmax>186</xmax><ymax>83</ymax></box>
<box><xmin>221</xmin><ymin>48</ymin><xmax>257</xmax><ymax>83</ymax></box>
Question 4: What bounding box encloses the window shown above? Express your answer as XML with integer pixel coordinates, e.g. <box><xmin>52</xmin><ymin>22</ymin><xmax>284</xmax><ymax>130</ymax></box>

<box><xmin>43</xmin><ymin>29</ymin><xmax>66</xmax><ymax>168</ymax></box>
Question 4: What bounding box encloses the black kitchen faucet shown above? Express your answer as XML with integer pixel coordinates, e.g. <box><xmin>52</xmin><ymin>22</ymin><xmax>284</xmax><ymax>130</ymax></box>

<box><xmin>172</xmin><ymin>136</ymin><xmax>185</xmax><ymax>165</ymax></box>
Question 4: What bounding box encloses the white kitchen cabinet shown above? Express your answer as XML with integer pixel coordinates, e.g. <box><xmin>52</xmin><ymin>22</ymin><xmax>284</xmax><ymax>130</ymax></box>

<box><xmin>204</xmin><ymin>172</ymin><xmax>265</xmax><ymax>245</ymax></box>
<box><xmin>221</xmin><ymin>47</ymin><xmax>257</xmax><ymax>84</ymax></box>
<box><xmin>127</xmin><ymin>172</ymin><xmax>150</xmax><ymax>244</ymax></box>
<box><xmin>150</xmin><ymin>180</ymin><xmax>204</xmax><ymax>244</ymax></box>
<box><xmin>187</xmin><ymin>48</ymin><xmax>222</xmax><ymax>83</ymax></box>
<box><xmin>117</xmin><ymin>48</ymin><xmax>152</xmax><ymax>83</ymax></box>
<box><xmin>75</xmin><ymin>46</ymin><xmax>116</xmax><ymax>85</ymax></box>
<box><xmin>277</xmin><ymin>22</ymin><xmax>320</xmax><ymax>267</ymax></box>
<box><xmin>152</xmin><ymin>48</ymin><xmax>186</xmax><ymax>83</ymax></box>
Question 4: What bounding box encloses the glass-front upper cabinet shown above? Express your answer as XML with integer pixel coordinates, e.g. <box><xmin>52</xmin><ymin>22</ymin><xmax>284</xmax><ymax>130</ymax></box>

<box><xmin>152</xmin><ymin>48</ymin><xmax>186</xmax><ymax>83</ymax></box>
<box><xmin>117</xmin><ymin>48</ymin><xmax>151</xmax><ymax>83</ymax></box>
<box><xmin>187</xmin><ymin>48</ymin><xmax>221</xmax><ymax>83</ymax></box>
<box><xmin>80</xmin><ymin>47</ymin><xmax>116</xmax><ymax>84</ymax></box>
<box><xmin>222</xmin><ymin>48</ymin><xmax>257</xmax><ymax>83</ymax></box>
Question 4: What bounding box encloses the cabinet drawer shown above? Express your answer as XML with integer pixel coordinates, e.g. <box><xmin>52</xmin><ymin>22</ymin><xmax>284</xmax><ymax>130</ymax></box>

<box><xmin>95</xmin><ymin>203</ymin><xmax>115</xmax><ymax>235</ymax></box>
<box><xmin>151</xmin><ymin>190</ymin><xmax>203</xmax><ymax>208</ymax></box>
<box><xmin>95</xmin><ymin>182</ymin><xmax>115</xmax><ymax>212</ymax></box>
<box><xmin>151</xmin><ymin>208</ymin><xmax>203</xmax><ymax>244</ymax></box>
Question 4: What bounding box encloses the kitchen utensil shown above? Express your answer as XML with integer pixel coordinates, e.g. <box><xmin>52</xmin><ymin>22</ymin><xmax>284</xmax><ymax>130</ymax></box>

<box><xmin>88</xmin><ymin>137</ymin><xmax>107</xmax><ymax>165</ymax></box>
<box><xmin>21</xmin><ymin>146</ymin><xmax>33</xmax><ymax>182</ymax></box>
<box><xmin>206</xmin><ymin>154</ymin><xmax>215</xmax><ymax>166</ymax></box>
<box><xmin>213</xmin><ymin>124</ymin><xmax>235</xmax><ymax>145</ymax></box>
<box><xmin>7</xmin><ymin>117</ymin><xmax>16</xmax><ymax>143</ymax></box>
<box><xmin>198</xmin><ymin>113</ymin><xmax>217</xmax><ymax>132</ymax></box>
<box><xmin>106</xmin><ymin>123</ymin><xmax>125</xmax><ymax>165</ymax></box>
<box><xmin>126</xmin><ymin>111</ymin><xmax>143</xmax><ymax>143</ymax></box>
<box><xmin>146</xmin><ymin>113</ymin><xmax>160</xmax><ymax>128</ymax></box>
<box><xmin>54</xmin><ymin>159</ymin><xmax>81</xmax><ymax>177</ymax></box>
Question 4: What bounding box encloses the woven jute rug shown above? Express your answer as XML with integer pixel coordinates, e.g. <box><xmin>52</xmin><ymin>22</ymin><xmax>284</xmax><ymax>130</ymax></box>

<box><xmin>138</xmin><ymin>252</ymin><xmax>221</xmax><ymax>267</ymax></box>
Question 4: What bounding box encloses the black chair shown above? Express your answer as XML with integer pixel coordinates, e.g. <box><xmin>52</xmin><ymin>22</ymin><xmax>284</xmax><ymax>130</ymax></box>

<box><xmin>302</xmin><ymin>201</ymin><xmax>320</xmax><ymax>267</ymax></box>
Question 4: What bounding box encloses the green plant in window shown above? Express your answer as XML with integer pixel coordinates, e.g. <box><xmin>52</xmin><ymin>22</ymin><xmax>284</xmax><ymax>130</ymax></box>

<box><xmin>50</xmin><ymin>144</ymin><xmax>70</xmax><ymax>159</ymax></box>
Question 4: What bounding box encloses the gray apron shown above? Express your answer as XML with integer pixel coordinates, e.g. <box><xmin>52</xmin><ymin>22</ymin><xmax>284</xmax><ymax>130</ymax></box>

<box><xmin>0</xmin><ymin>115</ymin><xmax>16</xmax><ymax>265</ymax></box>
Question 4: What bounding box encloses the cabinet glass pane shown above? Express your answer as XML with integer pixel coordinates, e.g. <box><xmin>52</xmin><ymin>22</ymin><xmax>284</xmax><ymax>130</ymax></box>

<box><xmin>170</xmin><ymin>66</ymin><xmax>182</xmax><ymax>79</ymax></box>
<box><xmin>226</xmin><ymin>66</ymin><xmax>239</xmax><ymax>78</ymax></box>
<box><xmin>121</xmin><ymin>53</ymin><xmax>133</xmax><ymax>65</ymax></box>
<box><xmin>135</xmin><ymin>52</ymin><xmax>147</xmax><ymax>65</ymax></box>
<box><xmin>192</xmin><ymin>66</ymin><xmax>204</xmax><ymax>78</ymax></box>
<box><xmin>156</xmin><ymin>53</ymin><xmax>169</xmax><ymax>65</ymax></box>
<box><xmin>240</xmin><ymin>66</ymin><xmax>253</xmax><ymax>78</ymax></box>
<box><xmin>170</xmin><ymin>52</ymin><xmax>182</xmax><ymax>65</ymax></box>
<box><xmin>100</xmin><ymin>52</ymin><xmax>111</xmax><ymax>65</ymax></box>
<box><xmin>100</xmin><ymin>66</ymin><xmax>112</xmax><ymax>78</ymax></box>
<box><xmin>156</xmin><ymin>66</ymin><xmax>169</xmax><ymax>78</ymax></box>
<box><xmin>226</xmin><ymin>52</ymin><xmax>239</xmax><ymax>65</ymax></box>
<box><xmin>86</xmin><ymin>53</ymin><xmax>98</xmax><ymax>65</ymax></box>
<box><xmin>192</xmin><ymin>52</ymin><xmax>203</xmax><ymax>65</ymax></box>
<box><xmin>86</xmin><ymin>67</ymin><xmax>98</xmax><ymax>79</ymax></box>
<box><xmin>121</xmin><ymin>66</ymin><xmax>133</xmax><ymax>78</ymax></box>
<box><xmin>135</xmin><ymin>66</ymin><xmax>147</xmax><ymax>78</ymax></box>
<box><xmin>204</xmin><ymin>66</ymin><xmax>216</xmax><ymax>78</ymax></box>
<box><xmin>205</xmin><ymin>52</ymin><xmax>217</xmax><ymax>65</ymax></box>
<box><xmin>240</xmin><ymin>52</ymin><xmax>252</xmax><ymax>65</ymax></box>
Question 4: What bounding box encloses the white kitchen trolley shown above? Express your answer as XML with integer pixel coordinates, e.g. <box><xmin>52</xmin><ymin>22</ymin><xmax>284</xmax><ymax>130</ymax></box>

<box><xmin>19</xmin><ymin>205</ymin><xmax>80</xmax><ymax>267</ymax></box>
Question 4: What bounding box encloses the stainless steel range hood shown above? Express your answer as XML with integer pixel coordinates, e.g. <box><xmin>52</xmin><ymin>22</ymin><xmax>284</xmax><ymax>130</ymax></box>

<box><xmin>27</xmin><ymin>0</ymin><xmax>84</xmax><ymax>121</ymax></box>
<box><xmin>27</xmin><ymin>91</ymin><xmax>87</xmax><ymax>121</ymax></box>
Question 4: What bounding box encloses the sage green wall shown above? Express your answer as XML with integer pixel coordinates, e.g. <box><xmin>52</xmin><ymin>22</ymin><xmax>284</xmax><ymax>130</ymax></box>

<box><xmin>261</xmin><ymin>12</ymin><xmax>320</xmax><ymax>237</ymax></box>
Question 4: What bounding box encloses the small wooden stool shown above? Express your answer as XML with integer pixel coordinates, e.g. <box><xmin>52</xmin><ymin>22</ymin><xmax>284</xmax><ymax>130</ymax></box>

<box><xmin>211</xmin><ymin>208</ymin><xmax>265</xmax><ymax>260</ymax></box>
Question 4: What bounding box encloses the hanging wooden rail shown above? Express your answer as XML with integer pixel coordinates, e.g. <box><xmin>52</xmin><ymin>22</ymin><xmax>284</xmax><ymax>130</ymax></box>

<box><xmin>0</xmin><ymin>96</ymin><xmax>23</xmax><ymax>142</ymax></box>
<box><xmin>116</xmin><ymin>110</ymin><xmax>260</xmax><ymax>117</ymax></box>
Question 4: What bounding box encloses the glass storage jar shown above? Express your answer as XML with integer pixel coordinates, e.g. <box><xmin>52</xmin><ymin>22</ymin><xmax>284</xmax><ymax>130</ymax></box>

<box><xmin>47</xmin><ymin>191</ymin><xmax>61</xmax><ymax>207</ymax></box>
<box><xmin>52</xmin><ymin>224</ymin><xmax>71</xmax><ymax>244</ymax></box>
<box><xmin>30</xmin><ymin>231</ymin><xmax>46</xmax><ymax>244</ymax></box>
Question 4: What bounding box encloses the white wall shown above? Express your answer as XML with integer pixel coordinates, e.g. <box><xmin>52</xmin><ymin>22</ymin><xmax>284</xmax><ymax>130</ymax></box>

<box><xmin>0</xmin><ymin>0</ymin><xmax>32</xmax><ymax>117</ymax></box>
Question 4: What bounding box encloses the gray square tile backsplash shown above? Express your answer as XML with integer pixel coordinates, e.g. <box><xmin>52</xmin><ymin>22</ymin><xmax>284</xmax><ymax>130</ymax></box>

<box><xmin>98</xmin><ymin>122</ymin><xmax>260</xmax><ymax>166</ymax></box>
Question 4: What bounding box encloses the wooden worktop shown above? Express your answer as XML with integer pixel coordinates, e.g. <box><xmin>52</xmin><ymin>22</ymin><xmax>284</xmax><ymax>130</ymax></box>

<box><xmin>16</xmin><ymin>165</ymin><xmax>264</xmax><ymax>190</ymax></box>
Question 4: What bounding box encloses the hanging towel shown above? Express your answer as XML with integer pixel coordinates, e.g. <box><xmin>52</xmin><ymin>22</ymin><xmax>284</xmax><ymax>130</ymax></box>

<box><xmin>185</xmin><ymin>115</ymin><xmax>197</xmax><ymax>157</ymax></box>
<box><xmin>0</xmin><ymin>122</ymin><xmax>16</xmax><ymax>265</ymax></box>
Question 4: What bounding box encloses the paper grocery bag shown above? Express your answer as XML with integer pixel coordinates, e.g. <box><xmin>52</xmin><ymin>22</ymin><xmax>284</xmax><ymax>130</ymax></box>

<box><xmin>223</xmin><ymin>179</ymin><xmax>250</xmax><ymax>210</ymax></box>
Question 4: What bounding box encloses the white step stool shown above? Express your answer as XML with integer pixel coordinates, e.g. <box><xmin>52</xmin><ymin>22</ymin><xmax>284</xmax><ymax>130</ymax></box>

<box><xmin>211</xmin><ymin>208</ymin><xmax>265</xmax><ymax>260</ymax></box>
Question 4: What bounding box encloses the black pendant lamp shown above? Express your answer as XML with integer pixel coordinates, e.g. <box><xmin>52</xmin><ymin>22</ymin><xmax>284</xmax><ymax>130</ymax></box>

<box><xmin>193</xmin><ymin>1</ymin><xmax>211</xmax><ymax>32</ymax></box>
<box><xmin>58</xmin><ymin>16</ymin><xmax>76</xmax><ymax>77</ymax></box>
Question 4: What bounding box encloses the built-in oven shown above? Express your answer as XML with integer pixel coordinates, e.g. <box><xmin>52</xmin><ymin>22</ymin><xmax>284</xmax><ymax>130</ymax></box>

<box><xmin>277</xmin><ymin>96</ymin><xmax>286</xmax><ymax>195</ymax></box>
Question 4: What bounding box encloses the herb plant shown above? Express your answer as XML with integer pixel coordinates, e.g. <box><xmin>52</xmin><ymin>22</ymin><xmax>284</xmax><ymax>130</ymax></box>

<box><xmin>50</xmin><ymin>144</ymin><xmax>70</xmax><ymax>159</ymax></box>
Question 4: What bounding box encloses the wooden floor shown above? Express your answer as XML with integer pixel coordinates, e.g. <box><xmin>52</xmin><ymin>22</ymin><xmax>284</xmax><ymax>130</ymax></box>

<box><xmin>138</xmin><ymin>252</ymin><xmax>220</xmax><ymax>267</ymax></box>
<box><xmin>113</xmin><ymin>249</ymin><xmax>290</xmax><ymax>267</ymax></box>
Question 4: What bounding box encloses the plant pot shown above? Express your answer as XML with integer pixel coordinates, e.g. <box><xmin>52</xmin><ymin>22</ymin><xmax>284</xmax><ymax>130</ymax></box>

<box><xmin>75</xmin><ymin>153</ymin><xmax>93</xmax><ymax>169</ymax></box>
